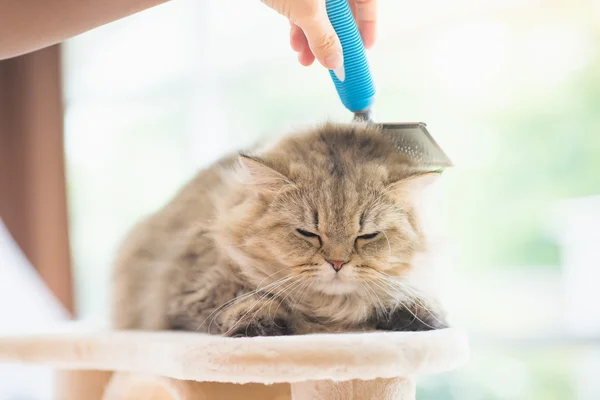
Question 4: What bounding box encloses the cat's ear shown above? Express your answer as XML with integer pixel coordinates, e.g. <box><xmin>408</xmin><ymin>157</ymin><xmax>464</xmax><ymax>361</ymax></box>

<box><xmin>236</xmin><ymin>154</ymin><xmax>293</xmax><ymax>192</ymax></box>
<box><xmin>385</xmin><ymin>171</ymin><xmax>440</xmax><ymax>202</ymax></box>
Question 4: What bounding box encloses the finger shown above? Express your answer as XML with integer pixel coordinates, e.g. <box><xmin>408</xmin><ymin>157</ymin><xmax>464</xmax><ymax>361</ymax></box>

<box><xmin>290</xmin><ymin>22</ymin><xmax>308</xmax><ymax>53</ymax></box>
<box><xmin>353</xmin><ymin>0</ymin><xmax>377</xmax><ymax>49</ymax></box>
<box><xmin>290</xmin><ymin>21</ymin><xmax>314</xmax><ymax>66</ymax></box>
<box><xmin>293</xmin><ymin>2</ymin><xmax>344</xmax><ymax>77</ymax></box>
<box><xmin>298</xmin><ymin>48</ymin><xmax>316</xmax><ymax>66</ymax></box>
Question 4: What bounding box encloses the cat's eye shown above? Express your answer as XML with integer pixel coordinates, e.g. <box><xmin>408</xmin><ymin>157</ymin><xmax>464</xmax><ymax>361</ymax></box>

<box><xmin>357</xmin><ymin>232</ymin><xmax>380</xmax><ymax>240</ymax></box>
<box><xmin>296</xmin><ymin>229</ymin><xmax>319</xmax><ymax>238</ymax></box>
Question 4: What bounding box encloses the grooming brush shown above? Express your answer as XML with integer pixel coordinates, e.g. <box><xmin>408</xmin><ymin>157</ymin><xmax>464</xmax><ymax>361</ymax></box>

<box><xmin>325</xmin><ymin>0</ymin><xmax>452</xmax><ymax>170</ymax></box>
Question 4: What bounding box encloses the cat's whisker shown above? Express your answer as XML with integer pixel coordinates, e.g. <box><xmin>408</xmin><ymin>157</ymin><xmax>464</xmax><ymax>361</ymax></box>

<box><xmin>226</xmin><ymin>295</ymin><xmax>281</xmax><ymax>336</ymax></box>
<box><xmin>381</xmin><ymin>230</ymin><xmax>392</xmax><ymax>260</ymax></box>
<box><xmin>254</xmin><ymin>266</ymin><xmax>297</xmax><ymax>291</ymax></box>
<box><xmin>355</xmin><ymin>268</ymin><xmax>415</xmax><ymax>306</ymax></box>
<box><xmin>409</xmin><ymin>303</ymin><xmax>447</xmax><ymax>328</ymax></box>
<box><xmin>367</xmin><ymin>278</ymin><xmax>403</xmax><ymax>305</ymax></box>
<box><xmin>240</xmin><ymin>275</ymin><xmax>304</xmax><ymax>322</ymax></box>
<box><xmin>223</xmin><ymin>243</ymin><xmax>254</xmax><ymax>249</ymax></box>
<box><xmin>276</xmin><ymin>276</ymin><xmax>310</xmax><ymax>313</ymax></box>
<box><xmin>370</xmin><ymin>274</ymin><xmax>421</xmax><ymax>304</ymax></box>
<box><xmin>357</xmin><ymin>255</ymin><xmax>411</xmax><ymax>268</ymax></box>
<box><xmin>232</xmin><ymin>278</ymin><xmax>304</xmax><ymax>335</ymax></box>
<box><xmin>266</xmin><ymin>277</ymin><xmax>306</xmax><ymax>322</ymax></box>
<box><xmin>366</xmin><ymin>276</ymin><xmax>446</xmax><ymax>330</ymax></box>
<box><xmin>373</xmin><ymin>270</ymin><xmax>426</xmax><ymax>299</ymax></box>
<box><xmin>369</xmin><ymin>273</ymin><xmax>447</xmax><ymax>328</ymax></box>
<box><xmin>284</xmin><ymin>276</ymin><xmax>310</xmax><ymax>302</ymax></box>
<box><xmin>295</xmin><ymin>279</ymin><xmax>313</xmax><ymax>308</ymax></box>
<box><xmin>376</xmin><ymin>281</ymin><xmax>412</xmax><ymax>303</ymax></box>
<box><xmin>267</xmin><ymin>268</ymin><xmax>319</xmax><ymax>323</ymax></box>
<box><xmin>367</xmin><ymin>278</ymin><xmax>437</xmax><ymax>329</ymax></box>
<box><xmin>206</xmin><ymin>284</ymin><xmax>284</xmax><ymax>334</ymax></box>
<box><xmin>247</xmin><ymin>269</ymin><xmax>314</xmax><ymax>328</ymax></box>
<box><xmin>221</xmin><ymin>277</ymin><xmax>299</xmax><ymax>336</ymax></box>
<box><xmin>200</xmin><ymin>276</ymin><xmax>293</xmax><ymax>333</ymax></box>
<box><xmin>393</xmin><ymin>304</ymin><xmax>435</xmax><ymax>330</ymax></box>
<box><xmin>359</xmin><ymin>281</ymin><xmax>383</xmax><ymax>318</ymax></box>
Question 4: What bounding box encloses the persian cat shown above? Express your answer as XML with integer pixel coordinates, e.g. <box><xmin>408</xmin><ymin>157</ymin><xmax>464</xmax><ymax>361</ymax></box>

<box><xmin>112</xmin><ymin>123</ymin><xmax>448</xmax><ymax>336</ymax></box>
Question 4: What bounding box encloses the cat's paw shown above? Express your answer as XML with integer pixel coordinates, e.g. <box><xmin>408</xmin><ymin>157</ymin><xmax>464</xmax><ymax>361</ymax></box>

<box><xmin>226</xmin><ymin>317</ymin><xmax>294</xmax><ymax>338</ymax></box>
<box><xmin>375</xmin><ymin>307</ymin><xmax>448</xmax><ymax>332</ymax></box>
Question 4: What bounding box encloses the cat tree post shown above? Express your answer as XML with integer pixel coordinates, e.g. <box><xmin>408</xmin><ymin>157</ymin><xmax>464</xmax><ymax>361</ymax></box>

<box><xmin>100</xmin><ymin>374</ymin><xmax>415</xmax><ymax>400</ymax></box>
<box><xmin>291</xmin><ymin>378</ymin><xmax>415</xmax><ymax>400</ymax></box>
<box><xmin>0</xmin><ymin>328</ymin><xmax>469</xmax><ymax>400</ymax></box>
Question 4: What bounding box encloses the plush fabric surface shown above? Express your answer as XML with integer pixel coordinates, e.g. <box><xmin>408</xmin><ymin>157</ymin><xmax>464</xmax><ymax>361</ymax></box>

<box><xmin>290</xmin><ymin>378</ymin><xmax>415</xmax><ymax>400</ymax></box>
<box><xmin>0</xmin><ymin>328</ymin><xmax>468</xmax><ymax>385</ymax></box>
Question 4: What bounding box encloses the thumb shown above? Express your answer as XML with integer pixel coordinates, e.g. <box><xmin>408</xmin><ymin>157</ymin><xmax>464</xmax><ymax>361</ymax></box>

<box><xmin>294</xmin><ymin>5</ymin><xmax>345</xmax><ymax>80</ymax></box>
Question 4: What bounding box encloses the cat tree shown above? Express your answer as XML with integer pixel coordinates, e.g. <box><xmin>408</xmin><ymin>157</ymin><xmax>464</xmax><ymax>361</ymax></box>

<box><xmin>0</xmin><ymin>327</ymin><xmax>468</xmax><ymax>400</ymax></box>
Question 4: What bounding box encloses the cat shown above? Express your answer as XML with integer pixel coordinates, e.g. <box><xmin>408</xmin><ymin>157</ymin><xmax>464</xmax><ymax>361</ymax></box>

<box><xmin>111</xmin><ymin>122</ymin><xmax>448</xmax><ymax>337</ymax></box>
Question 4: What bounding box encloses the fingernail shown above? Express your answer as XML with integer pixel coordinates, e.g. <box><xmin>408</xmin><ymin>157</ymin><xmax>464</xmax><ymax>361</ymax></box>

<box><xmin>333</xmin><ymin>64</ymin><xmax>345</xmax><ymax>82</ymax></box>
<box><xmin>325</xmin><ymin>52</ymin><xmax>345</xmax><ymax>82</ymax></box>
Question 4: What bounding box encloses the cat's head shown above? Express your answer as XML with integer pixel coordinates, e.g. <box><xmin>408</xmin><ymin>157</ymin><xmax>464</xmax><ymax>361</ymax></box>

<box><xmin>214</xmin><ymin>123</ymin><xmax>439</xmax><ymax>298</ymax></box>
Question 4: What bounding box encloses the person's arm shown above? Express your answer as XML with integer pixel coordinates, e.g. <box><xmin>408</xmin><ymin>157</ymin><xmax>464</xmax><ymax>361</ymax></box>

<box><xmin>0</xmin><ymin>0</ymin><xmax>169</xmax><ymax>60</ymax></box>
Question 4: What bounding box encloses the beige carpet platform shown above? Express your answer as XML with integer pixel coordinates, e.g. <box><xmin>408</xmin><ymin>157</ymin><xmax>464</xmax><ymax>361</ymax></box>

<box><xmin>0</xmin><ymin>328</ymin><xmax>469</xmax><ymax>400</ymax></box>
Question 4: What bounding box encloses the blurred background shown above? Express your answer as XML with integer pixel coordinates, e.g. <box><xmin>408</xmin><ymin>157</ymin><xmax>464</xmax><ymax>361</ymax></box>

<box><xmin>1</xmin><ymin>0</ymin><xmax>600</xmax><ymax>398</ymax></box>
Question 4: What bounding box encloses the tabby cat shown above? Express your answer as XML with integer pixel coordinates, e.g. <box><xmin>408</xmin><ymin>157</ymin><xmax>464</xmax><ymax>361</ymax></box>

<box><xmin>111</xmin><ymin>123</ymin><xmax>448</xmax><ymax>336</ymax></box>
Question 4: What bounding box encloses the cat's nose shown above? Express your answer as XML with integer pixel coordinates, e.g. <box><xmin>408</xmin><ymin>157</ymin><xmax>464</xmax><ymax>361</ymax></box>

<box><xmin>327</xmin><ymin>259</ymin><xmax>346</xmax><ymax>272</ymax></box>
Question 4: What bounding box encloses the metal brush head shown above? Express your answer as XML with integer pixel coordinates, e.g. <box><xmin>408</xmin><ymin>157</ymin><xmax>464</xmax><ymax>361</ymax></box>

<box><xmin>353</xmin><ymin>111</ymin><xmax>453</xmax><ymax>170</ymax></box>
<box><xmin>380</xmin><ymin>122</ymin><xmax>453</xmax><ymax>170</ymax></box>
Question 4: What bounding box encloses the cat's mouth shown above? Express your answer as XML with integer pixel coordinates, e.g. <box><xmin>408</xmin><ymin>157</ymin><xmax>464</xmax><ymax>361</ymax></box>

<box><xmin>313</xmin><ymin>270</ymin><xmax>361</xmax><ymax>295</ymax></box>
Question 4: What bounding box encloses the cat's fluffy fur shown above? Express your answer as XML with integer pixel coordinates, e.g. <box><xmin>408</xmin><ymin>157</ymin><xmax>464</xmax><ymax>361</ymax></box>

<box><xmin>111</xmin><ymin>123</ymin><xmax>447</xmax><ymax>337</ymax></box>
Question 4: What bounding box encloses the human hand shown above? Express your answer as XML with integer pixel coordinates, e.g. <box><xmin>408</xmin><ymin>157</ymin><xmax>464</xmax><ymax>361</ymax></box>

<box><xmin>261</xmin><ymin>0</ymin><xmax>376</xmax><ymax>79</ymax></box>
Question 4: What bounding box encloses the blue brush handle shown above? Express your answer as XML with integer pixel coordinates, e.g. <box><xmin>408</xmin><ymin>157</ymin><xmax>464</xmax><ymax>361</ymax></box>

<box><xmin>326</xmin><ymin>0</ymin><xmax>376</xmax><ymax>113</ymax></box>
